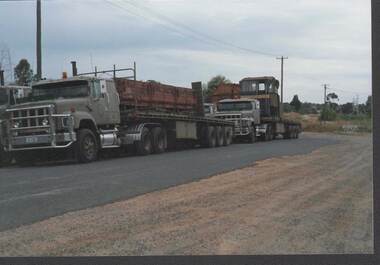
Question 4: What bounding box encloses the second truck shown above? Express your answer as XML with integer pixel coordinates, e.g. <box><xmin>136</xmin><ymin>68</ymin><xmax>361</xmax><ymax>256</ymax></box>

<box><xmin>210</xmin><ymin>76</ymin><xmax>301</xmax><ymax>142</ymax></box>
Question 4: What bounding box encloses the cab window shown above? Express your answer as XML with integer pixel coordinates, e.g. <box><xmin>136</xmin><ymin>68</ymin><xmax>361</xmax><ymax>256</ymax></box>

<box><xmin>91</xmin><ymin>80</ymin><xmax>102</xmax><ymax>99</ymax></box>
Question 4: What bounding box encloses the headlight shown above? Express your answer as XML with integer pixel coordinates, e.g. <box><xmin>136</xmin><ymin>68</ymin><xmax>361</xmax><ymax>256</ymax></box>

<box><xmin>42</xmin><ymin>118</ymin><xmax>49</xmax><ymax>126</ymax></box>
<box><xmin>62</xmin><ymin>116</ymin><xmax>74</xmax><ymax>128</ymax></box>
<box><xmin>13</xmin><ymin>121</ymin><xmax>20</xmax><ymax>128</ymax></box>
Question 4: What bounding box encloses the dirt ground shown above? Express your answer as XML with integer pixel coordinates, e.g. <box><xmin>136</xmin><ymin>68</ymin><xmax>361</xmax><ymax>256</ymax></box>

<box><xmin>0</xmin><ymin>133</ymin><xmax>373</xmax><ymax>255</ymax></box>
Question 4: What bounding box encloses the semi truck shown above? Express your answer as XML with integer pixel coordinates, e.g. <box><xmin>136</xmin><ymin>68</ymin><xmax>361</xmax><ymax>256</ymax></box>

<box><xmin>0</xmin><ymin>85</ymin><xmax>31</xmax><ymax>166</ymax></box>
<box><xmin>211</xmin><ymin>76</ymin><xmax>301</xmax><ymax>141</ymax></box>
<box><xmin>0</xmin><ymin>74</ymin><xmax>234</xmax><ymax>164</ymax></box>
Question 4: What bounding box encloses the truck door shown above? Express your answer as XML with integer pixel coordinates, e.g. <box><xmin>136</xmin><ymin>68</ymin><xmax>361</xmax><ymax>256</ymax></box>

<box><xmin>90</xmin><ymin>79</ymin><xmax>108</xmax><ymax>125</ymax></box>
<box><xmin>103</xmin><ymin>80</ymin><xmax>120</xmax><ymax>124</ymax></box>
<box><xmin>90</xmin><ymin>79</ymin><xmax>121</xmax><ymax>125</ymax></box>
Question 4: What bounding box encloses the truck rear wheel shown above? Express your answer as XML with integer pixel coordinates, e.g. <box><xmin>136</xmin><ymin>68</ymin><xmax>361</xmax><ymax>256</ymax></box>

<box><xmin>136</xmin><ymin>127</ymin><xmax>153</xmax><ymax>155</ymax></box>
<box><xmin>76</xmin><ymin>129</ymin><xmax>99</xmax><ymax>163</ymax></box>
<box><xmin>152</xmin><ymin>127</ymin><xmax>166</xmax><ymax>154</ymax></box>
<box><xmin>206</xmin><ymin>126</ymin><xmax>216</xmax><ymax>148</ymax></box>
<box><xmin>223</xmin><ymin>126</ymin><xmax>233</xmax><ymax>146</ymax></box>
<box><xmin>216</xmin><ymin>126</ymin><xmax>224</xmax><ymax>147</ymax></box>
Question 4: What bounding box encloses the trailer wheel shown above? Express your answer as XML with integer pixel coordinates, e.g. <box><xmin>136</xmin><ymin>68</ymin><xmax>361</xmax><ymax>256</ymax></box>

<box><xmin>206</xmin><ymin>126</ymin><xmax>217</xmax><ymax>148</ymax></box>
<box><xmin>223</xmin><ymin>126</ymin><xmax>233</xmax><ymax>146</ymax></box>
<box><xmin>76</xmin><ymin>129</ymin><xmax>99</xmax><ymax>163</ymax></box>
<box><xmin>216</xmin><ymin>126</ymin><xmax>224</xmax><ymax>147</ymax></box>
<box><xmin>152</xmin><ymin>127</ymin><xmax>166</xmax><ymax>154</ymax></box>
<box><xmin>135</xmin><ymin>127</ymin><xmax>153</xmax><ymax>155</ymax></box>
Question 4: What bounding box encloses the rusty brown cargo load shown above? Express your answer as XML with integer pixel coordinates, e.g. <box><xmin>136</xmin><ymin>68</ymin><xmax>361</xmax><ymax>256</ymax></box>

<box><xmin>115</xmin><ymin>78</ymin><xmax>197</xmax><ymax>112</ymax></box>
<box><xmin>210</xmin><ymin>83</ymin><xmax>240</xmax><ymax>103</ymax></box>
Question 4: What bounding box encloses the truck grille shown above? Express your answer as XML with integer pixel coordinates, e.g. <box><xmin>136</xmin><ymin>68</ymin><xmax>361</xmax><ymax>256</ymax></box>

<box><xmin>214</xmin><ymin>113</ymin><xmax>250</xmax><ymax>135</ymax></box>
<box><xmin>7</xmin><ymin>105</ymin><xmax>53</xmax><ymax>135</ymax></box>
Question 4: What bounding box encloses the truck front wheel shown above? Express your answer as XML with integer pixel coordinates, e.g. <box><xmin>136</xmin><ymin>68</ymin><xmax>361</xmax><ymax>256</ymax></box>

<box><xmin>76</xmin><ymin>129</ymin><xmax>99</xmax><ymax>163</ymax></box>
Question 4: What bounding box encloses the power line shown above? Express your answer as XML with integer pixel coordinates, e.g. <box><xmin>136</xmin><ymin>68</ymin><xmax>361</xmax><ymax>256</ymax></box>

<box><xmin>106</xmin><ymin>0</ymin><xmax>278</xmax><ymax>57</ymax></box>
<box><xmin>121</xmin><ymin>0</ymin><xmax>278</xmax><ymax>57</ymax></box>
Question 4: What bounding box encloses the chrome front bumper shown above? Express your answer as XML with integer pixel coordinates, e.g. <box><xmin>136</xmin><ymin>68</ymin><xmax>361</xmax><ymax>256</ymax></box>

<box><xmin>10</xmin><ymin>132</ymin><xmax>76</xmax><ymax>151</ymax></box>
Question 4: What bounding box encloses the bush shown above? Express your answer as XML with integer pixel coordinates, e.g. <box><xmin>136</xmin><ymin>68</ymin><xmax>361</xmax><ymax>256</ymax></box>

<box><xmin>320</xmin><ymin>107</ymin><xmax>337</xmax><ymax>121</ymax></box>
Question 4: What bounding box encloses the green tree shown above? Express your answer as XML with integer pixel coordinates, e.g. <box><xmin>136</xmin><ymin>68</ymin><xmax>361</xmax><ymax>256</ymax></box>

<box><xmin>204</xmin><ymin>75</ymin><xmax>231</xmax><ymax>101</ymax></box>
<box><xmin>326</xmin><ymin>92</ymin><xmax>339</xmax><ymax>103</ymax></box>
<box><xmin>14</xmin><ymin>59</ymin><xmax>33</xmax><ymax>86</ymax></box>
<box><xmin>290</xmin><ymin>95</ymin><xmax>302</xmax><ymax>112</ymax></box>
<box><xmin>320</xmin><ymin>106</ymin><xmax>337</xmax><ymax>121</ymax></box>
<box><xmin>341</xmin><ymin>102</ymin><xmax>354</xmax><ymax>114</ymax></box>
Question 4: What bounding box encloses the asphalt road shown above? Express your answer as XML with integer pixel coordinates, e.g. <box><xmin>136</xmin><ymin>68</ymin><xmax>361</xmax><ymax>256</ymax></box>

<box><xmin>0</xmin><ymin>133</ymin><xmax>339</xmax><ymax>232</ymax></box>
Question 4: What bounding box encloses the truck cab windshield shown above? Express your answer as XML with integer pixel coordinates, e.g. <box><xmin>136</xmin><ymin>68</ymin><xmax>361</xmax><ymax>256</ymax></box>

<box><xmin>0</xmin><ymin>89</ymin><xmax>8</xmax><ymax>105</ymax></box>
<box><xmin>31</xmin><ymin>80</ymin><xmax>90</xmax><ymax>101</ymax></box>
<box><xmin>217</xmin><ymin>102</ymin><xmax>252</xmax><ymax>112</ymax></box>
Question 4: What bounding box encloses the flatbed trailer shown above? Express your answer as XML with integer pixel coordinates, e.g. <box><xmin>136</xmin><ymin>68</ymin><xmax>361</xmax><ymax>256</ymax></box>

<box><xmin>118</xmin><ymin>108</ymin><xmax>235</xmax><ymax>155</ymax></box>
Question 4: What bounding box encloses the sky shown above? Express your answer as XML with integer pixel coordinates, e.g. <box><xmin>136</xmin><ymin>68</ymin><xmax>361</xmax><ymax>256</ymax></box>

<box><xmin>0</xmin><ymin>0</ymin><xmax>372</xmax><ymax>103</ymax></box>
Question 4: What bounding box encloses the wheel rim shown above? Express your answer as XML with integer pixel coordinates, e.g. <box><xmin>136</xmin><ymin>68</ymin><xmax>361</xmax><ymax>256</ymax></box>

<box><xmin>83</xmin><ymin>135</ymin><xmax>96</xmax><ymax>160</ymax></box>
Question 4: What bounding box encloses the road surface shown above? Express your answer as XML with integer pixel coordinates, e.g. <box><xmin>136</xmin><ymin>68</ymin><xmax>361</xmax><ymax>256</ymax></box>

<box><xmin>0</xmin><ymin>133</ymin><xmax>338</xmax><ymax>232</ymax></box>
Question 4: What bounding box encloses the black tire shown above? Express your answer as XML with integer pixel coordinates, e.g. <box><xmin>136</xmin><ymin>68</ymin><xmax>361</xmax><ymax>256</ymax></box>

<box><xmin>135</xmin><ymin>127</ymin><xmax>153</xmax><ymax>155</ymax></box>
<box><xmin>200</xmin><ymin>126</ymin><xmax>208</xmax><ymax>147</ymax></box>
<box><xmin>76</xmin><ymin>129</ymin><xmax>99</xmax><ymax>163</ymax></box>
<box><xmin>223</xmin><ymin>126</ymin><xmax>233</xmax><ymax>146</ymax></box>
<box><xmin>207</xmin><ymin>126</ymin><xmax>216</xmax><ymax>148</ymax></box>
<box><xmin>215</xmin><ymin>126</ymin><xmax>224</xmax><ymax>147</ymax></box>
<box><xmin>152</xmin><ymin>127</ymin><xmax>166</xmax><ymax>154</ymax></box>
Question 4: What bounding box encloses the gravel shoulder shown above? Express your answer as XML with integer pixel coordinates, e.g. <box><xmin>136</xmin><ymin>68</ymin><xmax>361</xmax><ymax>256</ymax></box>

<box><xmin>0</xmin><ymin>133</ymin><xmax>373</xmax><ymax>255</ymax></box>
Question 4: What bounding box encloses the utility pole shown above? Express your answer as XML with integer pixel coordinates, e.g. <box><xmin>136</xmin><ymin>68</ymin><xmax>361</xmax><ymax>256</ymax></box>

<box><xmin>323</xmin><ymin>84</ymin><xmax>330</xmax><ymax>104</ymax></box>
<box><xmin>320</xmin><ymin>84</ymin><xmax>330</xmax><ymax>124</ymax></box>
<box><xmin>36</xmin><ymin>0</ymin><xmax>42</xmax><ymax>80</ymax></box>
<box><xmin>276</xmin><ymin>56</ymin><xmax>288</xmax><ymax>104</ymax></box>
